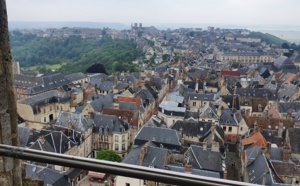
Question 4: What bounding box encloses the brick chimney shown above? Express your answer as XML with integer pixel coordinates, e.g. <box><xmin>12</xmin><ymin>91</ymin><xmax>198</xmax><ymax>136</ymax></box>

<box><xmin>254</xmin><ymin>121</ymin><xmax>259</xmax><ymax>133</ymax></box>
<box><xmin>139</xmin><ymin>143</ymin><xmax>149</xmax><ymax>165</ymax></box>
<box><xmin>184</xmin><ymin>157</ymin><xmax>192</xmax><ymax>173</ymax></box>
<box><xmin>223</xmin><ymin>167</ymin><xmax>228</xmax><ymax>179</ymax></box>
<box><xmin>278</xmin><ymin>121</ymin><xmax>283</xmax><ymax>138</ymax></box>
<box><xmin>283</xmin><ymin>143</ymin><xmax>291</xmax><ymax>162</ymax></box>
<box><xmin>265</xmin><ymin>142</ymin><xmax>271</xmax><ymax>160</ymax></box>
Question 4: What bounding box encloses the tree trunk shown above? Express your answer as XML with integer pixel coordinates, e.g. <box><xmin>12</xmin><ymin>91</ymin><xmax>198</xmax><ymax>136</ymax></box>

<box><xmin>0</xmin><ymin>0</ymin><xmax>22</xmax><ymax>185</ymax></box>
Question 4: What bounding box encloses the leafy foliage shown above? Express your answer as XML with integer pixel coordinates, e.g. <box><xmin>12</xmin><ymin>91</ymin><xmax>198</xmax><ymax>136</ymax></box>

<box><xmin>96</xmin><ymin>150</ymin><xmax>122</xmax><ymax>162</ymax></box>
<box><xmin>86</xmin><ymin>64</ymin><xmax>107</xmax><ymax>74</ymax></box>
<box><xmin>10</xmin><ymin>34</ymin><xmax>144</xmax><ymax>74</ymax></box>
<box><xmin>248</xmin><ymin>31</ymin><xmax>288</xmax><ymax>46</ymax></box>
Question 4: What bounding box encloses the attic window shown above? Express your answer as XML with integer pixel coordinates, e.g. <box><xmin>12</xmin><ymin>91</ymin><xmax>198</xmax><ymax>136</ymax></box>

<box><xmin>249</xmin><ymin>170</ymin><xmax>255</xmax><ymax>175</ymax></box>
<box><xmin>250</xmin><ymin>176</ymin><xmax>256</xmax><ymax>182</ymax></box>
<box><xmin>226</xmin><ymin>119</ymin><xmax>230</xmax><ymax>124</ymax></box>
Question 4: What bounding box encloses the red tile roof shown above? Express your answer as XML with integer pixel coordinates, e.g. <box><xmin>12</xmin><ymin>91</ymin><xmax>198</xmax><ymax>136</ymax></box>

<box><xmin>102</xmin><ymin>108</ymin><xmax>140</xmax><ymax>127</ymax></box>
<box><xmin>117</xmin><ymin>96</ymin><xmax>143</xmax><ymax>106</ymax></box>
<box><xmin>242</xmin><ymin>132</ymin><xmax>267</xmax><ymax>149</ymax></box>
<box><xmin>221</xmin><ymin>70</ymin><xmax>240</xmax><ymax>77</ymax></box>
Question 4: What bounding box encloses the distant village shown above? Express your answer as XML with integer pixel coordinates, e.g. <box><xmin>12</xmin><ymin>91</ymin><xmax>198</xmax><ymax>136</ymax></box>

<box><xmin>12</xmin><ymin>23</ymin><xmax>300</xmax><ymax>186</ymax></box>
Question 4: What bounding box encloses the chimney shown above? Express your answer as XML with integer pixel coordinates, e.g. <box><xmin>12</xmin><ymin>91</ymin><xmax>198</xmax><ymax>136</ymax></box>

<box><xmin>278</xmin><ymin>121</ymin><xmax>283</xmax><ymax>138</ymax></box>
<box><xmin>254</xmin><ymin>121</ymin><xmax>259</xmax><ymax>133</ymax></box>
<box><xmin>166</xmin><ymin>93</ymin><xmax>171</xmax><ymax>101</ymax></box>
<box><xmin>223</xmin><ymin>167</ymin><xmax>228</xmax><ymax>179</ymax></box>
<box><xmin>262</xmin><ymin>174</ymin><xmax>266</xmax><ymax>185</ymax></box>
<box><xmin>211</xmin><ymin>141</ymin><xmax>220</xmax><ymax>152</ymax></box>
<box><xmin>184</xmin><ymin>157</ymin><xmax>192</xmax><ymax>173</ymax></box>
<box><xmin>265</xmin><ymin>142</ymin><xmax>271</xmax><ymax>160</ymax></box>
<box><xmin>139</xmin><ymin>143</ymin><xmax>149</xmax><ymax>165</ymax></box>
<box><xmin>203</xmin><ymin>142</ymin><xmax>207</xmax><ymax>150</ymax></box>
<box><xmin>68</xmin><ymin>121</ymin><xmax>72</xmax><ymax>137</ymax></box>
<box><xmin>195</xmin><ymin>79</ymin><xmax>199</xmax><ymax>92</ymax></box>
<box><xmin>283</xmin><ymin>143</ymin><xmax>291</xmax><ymax>162</ymax></box>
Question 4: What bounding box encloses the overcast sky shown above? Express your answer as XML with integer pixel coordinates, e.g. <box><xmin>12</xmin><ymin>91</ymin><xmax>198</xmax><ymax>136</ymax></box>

<box><xmin>6</xmin><ymin>0</ymin><xmax>300</xmax><ymax>27</ymax></box>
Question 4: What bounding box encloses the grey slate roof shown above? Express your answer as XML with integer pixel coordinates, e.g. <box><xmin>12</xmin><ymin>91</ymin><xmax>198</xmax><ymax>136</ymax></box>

<box><xmin>18</xmin><ymin>126</ymin><xmax>31</xmax><ymax>147</ymax></box>
<box><xmin>186</xmin><ymin>93</ymin><xmax>215</xmax><ymax>101</ymax></box>
<box><xmin>135</xmin><ymin>126</ymin><xmax>181</xmax><ymax>147</ymax></box>
<box><xmin>93</xmin><ymin>114</ymin><xmax>129</xmax><ymax>135</ymax></box>
<box><xmin>235</xmin><ymin>88</ymin><xmax>277</xmax><ymax>100</ymax></box>
<box><xmin>25</xmin><ymin>164</ymin><xmax>70</xmax><ymax>186</ymax></box>
<box><xmin>187</xmin><ymin>145</ymin><xmax>223</xmax><ymax>173</ymax></box>
<box><xmin>89</xmin><ymin>93</ymin><xmax>114</xmax><ymax>112</ymax></box>
<box><xmin>18</xmin><ymin>90</ymin><xmax>69</xmax><ymax>105</ymax></box>
<box><xmin>245</xmin><ymin>146</ymin><xmax>261</xmax><ymax>162</ymax></box>
<box><xmin>56</xmin><ymin>111</ymin><xmax>93</xmax><ymax>133</ymax></box>
<box><xmin>119</xmin><ymin>101</ymin><xmax>143</xmax><ymax>112</ymax></box>
<box><xmin>270</xmin><ymin>147</ymin><xmax>283</xmax><ymax>161</ymax></box>
<box><xmin>274</xmin><ymin>56</ymin><xmax>296</xmax><ymax>71</ymax></box>
<box><xmin>17</xmin><ymin>90</ymin><xmax>70</xmax><ymax>114</ymax></box>
<box><xmin>165</xmin><ymin>165</ymin><xmax>220</xmax><ymax>178</ymax></box>
<box><xmin>287</xmin><ymin>128</ymin><xmax>300</xmax><ymax>154</ymax></box>
<box><xmin>170</xmin><ymin>121</ymin><xmax>211</xmax><ymax>138</ymax></box>
<box><xmin>23</xmin><ymin>73</ymin><xmax>72</xmax><ymax>94</ymax></box>
<box><xmin>65</xmin><ymin>72</ymin><xmax>87</xmax><ymax>82</ymax></box>
<box><xmin>99</xmin><ymin>81</ymin><xmax>114</xmax><ymax>91</ymax></box>
<box><xmin>278</xmin><ymin>102</ymin><xmax>300</xmax><ymax>113</ymax></box>
<box><xmin>246</xmin><ymin>153</ymin><xmax>274</xmax><ymax>185</ymax></box>
<box><xmin>219</xmin><ymin>109</ymin><xmax>238</xmax><ymax>126</ymax></box>
<box><xmin>27</xmin><ymin>129</ymin><xmax>79</xmax><ymax>154</ymax></box>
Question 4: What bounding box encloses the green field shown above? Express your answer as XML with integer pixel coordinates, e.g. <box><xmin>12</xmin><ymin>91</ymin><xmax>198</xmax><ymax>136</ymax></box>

<box><xmin>23</xmin><ymin>62</ymin><xmax>67</xmax><ymax>72</ymax></box>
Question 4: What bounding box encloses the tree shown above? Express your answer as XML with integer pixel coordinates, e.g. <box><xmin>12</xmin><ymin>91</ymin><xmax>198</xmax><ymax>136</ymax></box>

<box><xmin>282</xmin><ymin>42</ymin><xmax>290</xmax><ymax>49</ymax></box>
<box><xmin>86</xmin><ymin>63</ymin><xmax>107</xmax><ymax>74</ymax></box>
<box><xmin>97</xmin><ymin>150</ymin><xmax>122</xmax><ymax>162</ymax></box>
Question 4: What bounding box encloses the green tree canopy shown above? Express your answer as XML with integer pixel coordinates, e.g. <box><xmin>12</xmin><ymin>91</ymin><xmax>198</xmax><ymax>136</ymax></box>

<box><xmin>96</xmin><ymin>150</ymin><xmax>122</xmax><ymax>162</ymax></box>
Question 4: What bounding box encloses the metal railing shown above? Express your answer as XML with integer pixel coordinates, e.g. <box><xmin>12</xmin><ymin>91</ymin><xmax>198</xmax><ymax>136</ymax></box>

<box><xmin>0</xmin><ymin>144</ymin><xmax>256</xmax><ymax>186</ymax></box>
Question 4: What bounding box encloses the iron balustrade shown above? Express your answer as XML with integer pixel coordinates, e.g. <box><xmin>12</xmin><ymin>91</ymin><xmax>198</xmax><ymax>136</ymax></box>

<box><xmin>0</xmin><ymin>144</ymin><xmax>257</xmax><ymax>186</ymax></box>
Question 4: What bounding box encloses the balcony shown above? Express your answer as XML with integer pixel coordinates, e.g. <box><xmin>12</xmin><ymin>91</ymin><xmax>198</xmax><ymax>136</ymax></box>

<box><xmin>0</xmin><ymin>144</ymin><xmax>257</xmax><ymax>186</ymax></box>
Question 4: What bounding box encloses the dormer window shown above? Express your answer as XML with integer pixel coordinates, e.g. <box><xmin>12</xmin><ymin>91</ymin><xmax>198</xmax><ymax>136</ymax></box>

<box><xmin>249</xmin><ymin>170</ymin><xmax>255</xmax><ymax>175</ymax></box>
<box><xmin>226</xmin><ymin>119</ymin><xmax>230</xmax><ymax>124</ymax></box>
<box><xmin>245</xmin><ymin>100</ymin><xmax>248</xmax><ymax>106</ymax></box>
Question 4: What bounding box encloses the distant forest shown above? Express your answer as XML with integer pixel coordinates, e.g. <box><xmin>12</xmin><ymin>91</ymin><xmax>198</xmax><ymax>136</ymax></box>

<box><xmin>10</xmin><ymin>32</ymin><xmax>144</xmax><ymax>74</ymax></box>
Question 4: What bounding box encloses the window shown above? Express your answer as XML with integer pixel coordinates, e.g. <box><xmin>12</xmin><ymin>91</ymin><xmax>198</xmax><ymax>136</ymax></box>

<box><xmin>126</xmin><ymin>183</ymin><xmax>130</xmax><ymax>186</ymax></box>
<box><xmin>105</xmin><ymin>136</ymin><xmax>108</xmax><ymax>142</ymax></box>
<box><xmin>60</xmin><ymin>106</ymin><xmax>63</xmax><ymax>110</ymax></box>
<box><xmin>105</xmin><ymin>144</ymin><xmax>109</xmax><ymax>150</ymax></box>
<box><xmin>122</xmin><ymin>144</ymin><xmax>125</xmax><ymax>151</ymax></box>
<box><xmin>44</xmin><ymin>117</ymin><xmax>46</xmax><ymax>122</ymax></box>
<box><xmin>143</xmin><ymin>180</ymin><xmax>147</xmax><ymax>185</ymax></box>
<box><xmin>173</xmin><ymin>120</ymin><xmax>175</xmax><ymax>124</ymax></box>
<box><xmin>100</xmin><ymin>143</ymin><xmax>103</xmax><ymax>149</ymax></box>
<box><xmin>122</xmin><ymin>135</ymin><xmax>125</xmax><ymax>142</ymax></box>
<box><xmin>250</xmin><ymin>176</ymin><xmax>256</xmax><ymax>182</ymax></box>
<box><xmin>223</xmin><ymin>126</ymin><xmax>226</xmax><ymax>131</ymax></box>
<box><xmin>115</xmin><ymin>135</ymin><xmax>119</xmax><ymax>142</ymax></box>
<box><xmin>50</xmin><ymin>106</ymin><xmax>52</xmax><ymax>111</ymax></box>
<box><xmin>193</xmin><ymin>102</ymin><xmax>196</xmax><ymax>106</ymax></box>
<box><xmin>240</xmin><ymin>127</ymin><xmax>243</xmax><ymax>131</ymax></box>
<box><xmin>228</xmin><ymin>127</ymin><xmax>232</xmax><ymax>132</ymax></box>
<box><xmin>43</xmin><ymin>108</ymin><xmax>46</xmax><ymax>113</ymax></box>
<box><xmin>57</xmin><ymin>106</ymin><xmax>59</xmax><ymax>110</ymax></box>
<box><xmin>115</xmin><ymin>144</ymin><xmax>119</xmax><ymax>151</ymax></box>
<box><xmin>249</xmin><ymin>170</ymin><xmax>255</xmax><ymax>175</ymax></box>
<box><xmin>100</xmin><ymin>135</ymin><xmax>103</xmax><ymax>141</ymax></box>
